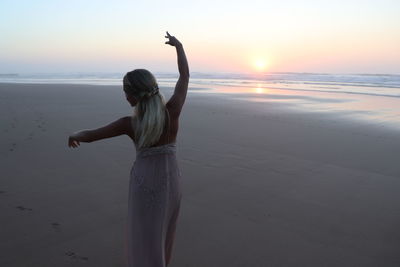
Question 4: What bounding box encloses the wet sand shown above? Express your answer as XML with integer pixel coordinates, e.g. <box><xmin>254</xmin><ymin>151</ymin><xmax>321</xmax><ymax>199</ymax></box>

<box><xmin>1</xmin><ymin>82</ymin><xmax>400</xmax><ymax>266</ymax></box>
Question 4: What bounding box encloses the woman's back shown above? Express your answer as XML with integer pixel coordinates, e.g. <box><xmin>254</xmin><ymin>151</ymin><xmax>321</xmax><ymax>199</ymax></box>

<box><xmin>127</xmin><ymin>104</ymin><xmax>179</xmax><ymax>148</ymax></box>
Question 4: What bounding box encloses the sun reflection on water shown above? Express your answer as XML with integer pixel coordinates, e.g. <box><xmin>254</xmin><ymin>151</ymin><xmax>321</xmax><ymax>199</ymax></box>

<box><xmin>254</xmin><ymin>84</ymin><xmax>267</xmax><ymax>94</ymax></box>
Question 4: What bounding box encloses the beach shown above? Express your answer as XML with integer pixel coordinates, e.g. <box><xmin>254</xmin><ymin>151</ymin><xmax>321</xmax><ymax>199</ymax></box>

<box><xmin>1</xmin><ymin>82</ymin><xmax>400</xmax><ymax>266</ymax></box>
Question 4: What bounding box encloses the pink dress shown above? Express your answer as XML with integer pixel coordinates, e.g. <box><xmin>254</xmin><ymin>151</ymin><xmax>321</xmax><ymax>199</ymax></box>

<box><xmin>126</xmin><ymin>141</ymin><xmax>182</xmax><ymax>266</ymax></box>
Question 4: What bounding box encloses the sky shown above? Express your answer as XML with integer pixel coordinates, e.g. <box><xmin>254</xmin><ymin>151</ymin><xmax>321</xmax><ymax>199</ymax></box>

<box><xmin>1</xmin><ymin>0</ymin><xmax>399</xmax><ymax>74</ymax></box>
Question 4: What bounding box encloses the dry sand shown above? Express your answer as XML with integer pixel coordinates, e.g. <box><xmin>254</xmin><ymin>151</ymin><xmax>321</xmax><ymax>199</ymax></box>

<box><xmin>1</xmin><ymin>83</ymin><xmax>400</xmax><ymax>267</ymax></box>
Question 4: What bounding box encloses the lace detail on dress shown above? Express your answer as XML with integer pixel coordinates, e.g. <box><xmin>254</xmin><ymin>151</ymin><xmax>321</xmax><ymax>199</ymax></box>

<box><xmin>136</xmin><ymin>142</ymin><xmax>177</xmax><ymax>158</ymax></box>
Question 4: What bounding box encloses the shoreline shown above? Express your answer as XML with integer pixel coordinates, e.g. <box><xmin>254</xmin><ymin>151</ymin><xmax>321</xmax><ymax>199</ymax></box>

<box><xmin>2</xmin><ymin>81</ymin><xmax>400</xmax><ymax>131</ymax></box>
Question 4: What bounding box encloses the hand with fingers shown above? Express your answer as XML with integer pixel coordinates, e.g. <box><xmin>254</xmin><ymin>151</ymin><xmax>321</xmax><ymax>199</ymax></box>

<box><xmin>165</xmin><ymin>31</ymin><xmax>182</xmax><ymax>47</ymax></box>
<box><xmin>68</xmin><ymin>132</ymin><xmax>81</xmax><ymax>148</ymax></box>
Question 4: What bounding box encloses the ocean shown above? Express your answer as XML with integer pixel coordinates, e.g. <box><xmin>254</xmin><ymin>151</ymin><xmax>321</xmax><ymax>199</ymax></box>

<box><xmin>1</xmin><ymin>72</ymin><xmax>400</xmax><ymax>98</ymax></box>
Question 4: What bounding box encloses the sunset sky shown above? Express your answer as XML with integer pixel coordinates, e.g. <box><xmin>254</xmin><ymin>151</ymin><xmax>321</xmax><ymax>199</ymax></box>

<box><xmin>1</xmin><ymin>0</ymin><xmax>399</xmax><ymax>74</ymax></box>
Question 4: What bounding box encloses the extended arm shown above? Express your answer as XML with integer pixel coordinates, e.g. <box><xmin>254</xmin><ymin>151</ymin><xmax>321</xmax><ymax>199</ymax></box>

<box><xmin>165</xmin><ymin>31</ymin><xmax>189</xmax><ymax>117</ymax></box>
<box><xmin>68</xmin><ymin>116</ymin><xmax>130</xmax><ymax>148</ymax></box>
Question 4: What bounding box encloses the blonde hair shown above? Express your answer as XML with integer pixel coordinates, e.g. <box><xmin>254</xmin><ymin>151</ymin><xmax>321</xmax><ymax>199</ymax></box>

<box><xmin>123</xmin><ymin>69</ymin><xmax>167</xmax><ymax>149</ymax></box>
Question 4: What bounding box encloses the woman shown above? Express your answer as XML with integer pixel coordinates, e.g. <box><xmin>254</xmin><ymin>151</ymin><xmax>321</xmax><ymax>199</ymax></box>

<box><xmin>68</xmin><ymin>31</ymin><xmax>189</xmax><ymax>267</ymax></box>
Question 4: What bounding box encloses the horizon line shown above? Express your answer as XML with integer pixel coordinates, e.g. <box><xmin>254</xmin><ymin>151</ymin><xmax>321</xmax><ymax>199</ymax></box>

<box><xmin>1</xmin><ymin>71</ymin><xmax>399</xmax><ymax>76</ymax></box>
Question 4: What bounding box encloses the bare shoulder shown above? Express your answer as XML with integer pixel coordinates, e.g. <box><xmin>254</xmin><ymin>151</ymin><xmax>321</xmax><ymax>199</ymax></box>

<box><xmin>121</xmin><ymin>116</ymin><xmax>135</xmax><ymax>139</ymax></box>
<box><xmin>166</xmin><ymin>98</ymin><xmax>177</xmax><ymax>118</ymax></box>
<box><xmin>165</xmin><ymin>104</ymin><xmax>179</xmax><ymax>140</ymax></box>
<box><xmin>165</xmin><ymin>102</ymin><xmax>179</xmax><ymax>122</ymax></box>
<box><xmin>166</xmin><ymin>76</ymin><xmax>189</xmax><ymax>118</ymax></box>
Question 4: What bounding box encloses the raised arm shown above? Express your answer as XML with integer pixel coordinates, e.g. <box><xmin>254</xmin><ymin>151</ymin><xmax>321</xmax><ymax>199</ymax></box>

<box><xmin>68</xmin><ymin>116</ymin><xmax>130</xmax><ymax>148</ymax></box>
<box><xmin>165</xmin><ymin>31</ymin><xmax>189</xmax><ymax>118</ymax></box>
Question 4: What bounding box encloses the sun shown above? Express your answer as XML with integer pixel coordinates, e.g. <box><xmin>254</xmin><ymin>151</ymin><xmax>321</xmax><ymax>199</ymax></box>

<box><xmin>253</xmin><ymin>58</ymin><xmax>267</xmax><ymax>72</ymax></box>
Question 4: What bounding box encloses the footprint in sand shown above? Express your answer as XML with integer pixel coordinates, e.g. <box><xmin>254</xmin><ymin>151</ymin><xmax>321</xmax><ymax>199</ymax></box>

<box><xmin>9</xmin><ymin>143</ymin><xmax>16</xmax><ymax>151</ymax></box>
<box><xmin>26</xmin><ymin>132</ymin><xmax>34</xmax><ymax>140</ymax></box>
<box><xmin>38</xmin><ymin>125</ymin><xmax>46</xmax><ymax>132</ymax></box>
<box><xmin>51</xmin><ymin>222</ymin><xmax>61</xmax><ymax>232</ymax></box>
<box><xmin>11</xmin><ymin>118</ymin><xmax>17</xmax><ymax>127</ymax></box>
<box><xmin>36</xmin><ymin>119</ymin><xmax>46</xmax><ymax>132</ymax></box>
<box><xmin>16</xmin><ymin>205</ymin><xmax>33</xmax><ymax>211</ymax></box>
<box><xmin>65</xmin><ymin>251</ymin><xmax>89</xmax><ymax>261</ymax></box>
